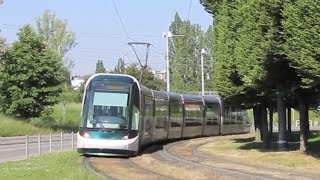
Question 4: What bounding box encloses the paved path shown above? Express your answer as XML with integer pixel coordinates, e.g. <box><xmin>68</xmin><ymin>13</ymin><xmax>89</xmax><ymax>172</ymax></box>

<box><xmin>0</xmin><ymin>133</ymin><xmax>76</xmax><ymax>163</ymax></box>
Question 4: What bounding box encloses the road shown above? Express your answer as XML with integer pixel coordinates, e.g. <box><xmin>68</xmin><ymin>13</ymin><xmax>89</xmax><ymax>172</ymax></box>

<box><xmin>0</xmin><ymin>133</ymin><xmax>77</xmax><ymax>163</ymax></box>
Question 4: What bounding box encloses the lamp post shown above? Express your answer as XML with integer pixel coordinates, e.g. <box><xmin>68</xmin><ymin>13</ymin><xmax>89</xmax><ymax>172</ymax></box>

<box><xmin>162</xmin><ymin>31</ymin><xmax>172</xmax><ymax>92</ymax></box>
<box><xmin>201</xmin><ymin>48</ymin><xmax>206</xmax><ymax>95</ymax></box>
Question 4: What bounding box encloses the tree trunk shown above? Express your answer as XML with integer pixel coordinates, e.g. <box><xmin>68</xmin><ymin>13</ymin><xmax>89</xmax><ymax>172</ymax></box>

<box><xmin>269</xmin><ymin>108</ymin><xmax>273</xmax><ymax>139</ymax></box>
<box><xmin>261</xmin><ymin>107</ymin><xmax>271</xmax><ymax>149</ymax></box>
<box><xmin>253</xmin><ymin>106</ymin><xmax>262</xmax><ymax>142</ymax></box>
<box><xmin>298</xmin><ymin>96</ymin><xmax>309</xmax><ymax>153</ymax></box>
<box><xmin>277</xmin><ymin>92</ymin><xmax>288</xmax><ymax>151</ymax></box>
<box><xmin>287</xmin><ymin>107</ymin><xmax>292</xmax><ymax>137</ymax></box>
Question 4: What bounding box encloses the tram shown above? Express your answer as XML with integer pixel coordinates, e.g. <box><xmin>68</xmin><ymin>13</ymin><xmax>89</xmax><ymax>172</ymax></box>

<box><xmin>77</xmin><ymin>74</ymin><xmax>250</xmax><ymax>156</ymax></box>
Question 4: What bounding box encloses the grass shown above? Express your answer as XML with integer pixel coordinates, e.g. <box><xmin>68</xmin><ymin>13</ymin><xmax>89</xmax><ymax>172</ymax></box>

<box><xmin>0</xmin><ymin>103</ymin><xmax>81</xmax><ymax>137</ymax></box>
<box><xmin>202</xmin><ymin>131</ymin><xmax>320</xmax><ymax>172</ymax></box>
<box><xmin>30</xmin><ymin>103</ymin><xmax>81</xmax><ymax>132</ymax></box>
<box><xmin>0</xmin><ymin>114</ymin><xmax>53</xmax><ymax>136</ymax></box>
<box><xmin>0</xmin><ymin>151</ymin><xmax>101</xmax><ymax>180</ymax></box>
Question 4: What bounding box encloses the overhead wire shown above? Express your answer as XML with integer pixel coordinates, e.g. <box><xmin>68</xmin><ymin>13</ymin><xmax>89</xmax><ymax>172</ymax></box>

<box><xmin>111</xmin><ymin>0</ymin><xmax>137</xmax><ymax>42</ymax></box>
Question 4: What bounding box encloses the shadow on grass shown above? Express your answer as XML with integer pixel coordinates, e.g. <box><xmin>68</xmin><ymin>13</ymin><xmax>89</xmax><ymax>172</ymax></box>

<box><xmin>232</xmin><ymin>130</ymin><xmax>320</xmax><ymax>158</ymax></box>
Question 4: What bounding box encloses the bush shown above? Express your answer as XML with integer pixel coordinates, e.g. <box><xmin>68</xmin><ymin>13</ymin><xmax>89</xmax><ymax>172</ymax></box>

<box><xmin>60</xmin><ymin>84</ymin><xmax>81</xmax><ymax>103</ymax></box>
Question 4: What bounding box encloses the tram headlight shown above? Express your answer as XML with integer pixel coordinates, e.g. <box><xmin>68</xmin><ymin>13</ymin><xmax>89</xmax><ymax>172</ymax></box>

<box><xmin>80</xmin><ymin>131</ymin><xmax>91</xmax><ymax>138</ymax></box>
<box><xmin>83</xmin><ymin>132</ymin><xmax>90</xmax><ymax>138</ymax></box>
<box><xmin>122</xmin><ymin>135</ymin><xmax>129</xmax><ymax>140</ymax></box>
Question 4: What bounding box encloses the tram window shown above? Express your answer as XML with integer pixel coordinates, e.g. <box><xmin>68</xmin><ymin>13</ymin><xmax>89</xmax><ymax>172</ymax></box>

<box><xmin>131</xmin><ymin>105</ymin><xmax>139</xmax><ymax>130</ymax></box>
<box><xmin>155</xmin><ymin>100</ymin><xmax>168</xmax><ymax>129</ymax></box>
<box><xmin>86</xmin><ymin>91</ymin><xmax>129</xmax><ymax>129</ymax></box>
<box><xmin>223</xmin><ymin>108</ymin><xmax>230</xmax><ymax>125</ymax></box>
<box><xmin>144</xmin><ymin>97</ymin><xmax>153</xmax><ymax>131</ymax></box>
<box><xmin>230</xmin><ymin>107</ymin><xmax>237</xmax><ymax>124</ymax></box>
<box><xmin>170</xmin><ymin>101</ymin><xmax>182</xmax><ymax>127</ymax></box>
<box><xmin>185</xmin><ymin>103</ymin><xmax>202</xmax><ymax>127</ymax></box>
<box><xmin>206</xmin><ymin>103</ymin><xmax>220</xmax><ymax>125</ymax></box>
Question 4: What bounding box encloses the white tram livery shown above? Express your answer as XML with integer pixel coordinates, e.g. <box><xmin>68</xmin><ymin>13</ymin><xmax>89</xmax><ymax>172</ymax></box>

<box><xmin>77</xmin><ymin>74</ymin><xmax>250</xmax><ymax>156</ymax></box>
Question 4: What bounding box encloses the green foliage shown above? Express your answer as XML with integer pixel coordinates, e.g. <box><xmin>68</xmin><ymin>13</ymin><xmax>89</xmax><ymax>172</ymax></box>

<box><xmin>59</xmin><ymin>84</ymin><xmax>81</xmax><ymax>103</ymax></box>
<box><xmin>0</xmin><ymin>37</ymin><xmax>6</xmax><ymax>54</ymax></box>
<box><xmin>283</xmin><ymin>0</ymin><xmax>320</xmax><ymax>89</ymax></box>
<box><xmin>95</xmin><ymin>60</ymin><xmax>106</xmax><ymax>73</ymax></box>
<box><xmin>202</xmin><ymin>1</ymin><xmax>251</xmax><ymax>100</ymax></box>
<box><xmin>124</xmin><ymin>64</ymin><xmax>166</xmax><ymax>90</ymax></box>
<box><xmin>169</xmin><ymin>13</ymin><xmax>214</xmax><ymax>93</ymax></box>
<box><xmin>110</xmin><ymin>63</ymin><xmax>165</xmax><ymax>90</ymax></box>
<box><xmin>0</xmin><ymin>114</ymin><xmax>52</xmax><ymax>136</ymax></box>
<box><xmin>31</xmin><ymin>103</ymin><xmax>81</xmax><ymax>132</ymax></box>
<box><xmin>35</xmin><ymin>10</ymin><xmax>77</xmax><ymax>85</ymax></box>
<box><xmin>36</xmin><ymin>9</ymin><xmax>77</xmax><ymax>58</ymax></box>
<box><xmin>0</xmin><ymin>151</ymin><xmax>100</xmax><ymax>180</ymax></box>
<box><xmin>0</xmin><ymin>25</ymin><xmax>64</xmax><ymax>119</ymax></box>
<box><xmin>113</xmin><ymin>58</ymin><xmax>126</xmax><ymax>74</ymax></box>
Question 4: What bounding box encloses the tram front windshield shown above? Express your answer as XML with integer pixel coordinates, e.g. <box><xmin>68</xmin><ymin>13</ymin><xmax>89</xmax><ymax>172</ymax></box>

<box><xmin>85</xmin><ymin>83</ymin><xmax>130</xmax><ymax>130</ymax></box>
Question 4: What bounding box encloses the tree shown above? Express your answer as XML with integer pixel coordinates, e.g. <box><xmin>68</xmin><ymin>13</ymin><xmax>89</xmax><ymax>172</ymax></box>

<box><xmin>0</xmin><ymin>25</ymin><xmax>63</xmax><ymax>119</ymax></box>
<box><xmin>35</xmin><ymin>9</ymin><xmax>77</xmax><ymax>82</ymax></box>
<box><xmin>36</xmin><ymin>10</ymin><xmax>77</xmax><ymax>58</ymax></box>
<box><xmin>169</xmin><ymin>13</ymin><xmax>212</xmax><ymax>93</ymax></box>
<box><xmin>0</xmin><ymin>37</ymin><xmax>6</xmax><ymax>55</ymax></box>
<box><xmin>113</xmin><ymin>58</ymin><xmax>126</xmax><ymax>74</ymax></box>
<box><xmin>95</xmin><ymin>60</ymin><xmax>106</xmax><ymax>73</ymax></box>
<box><xmin>200</xmin><ymin>0</ymin><xmax>300</xmax><ymax>150</ymax></box>
<box><xmin>200</xmin><ymin>0</ymin><xmax>320</xmax><ymax>152</ymax></box>
<box><xmin>283</xmin><ymin>0</ymin><xmax>320</xmax><ymax>152</ymax></box>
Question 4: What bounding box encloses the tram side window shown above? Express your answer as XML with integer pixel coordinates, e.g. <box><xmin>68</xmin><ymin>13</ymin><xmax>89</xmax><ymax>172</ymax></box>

<box><xmin>223</xmin><ymin>107</ymin><xmax>230</xmax><ymax>125</ymax></box>
<box><xmin>206</xmin><ymin>103</ymin><xmax>220</xmax><ymax>125</ymax></box>
<box><xmin>144</xmin><ymin>96</ymin><xmax>153</xmax><ymax>132</ymax></box>
<box><xmin>236</xmin><ymin>109</ymin><xmax>243</xmax><ymax>124</ymax></box>
<box><xmin>185</xmin><ymin>103</ymin><xmax>202</xmax><ymax>127</ymax></box>
<box><xmin>155</xmin><ymin>100</ymin><xmax>168</xmax><ymax>129</ymax></box>
<box><xmin>170</xmin><ymin>101</ymin><xmax>182</xmax><ymax>127</ymax></box>
<box><xmin>131</xmin><ymin>105</ymin><xmax>139</xmax><ymax>130</ymax></box>
<box><xmin>230</xmin><ymin>107</ymin><xmax>237</xmax><ymax>124</ymax></box>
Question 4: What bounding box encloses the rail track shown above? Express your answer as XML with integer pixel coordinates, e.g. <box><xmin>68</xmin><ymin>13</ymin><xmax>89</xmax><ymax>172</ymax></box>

<box><xmin>84</xmin><ymin>136</ymin><xmax>320</xmax><ymax>180</ymax></box>
<box><xmin>84</xmin><ymin>154</ymin><xmax>176</xmax><ymax>180</ymax></box>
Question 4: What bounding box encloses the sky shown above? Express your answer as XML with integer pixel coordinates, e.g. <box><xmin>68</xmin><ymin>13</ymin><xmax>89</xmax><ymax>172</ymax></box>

<box><xmin>0</xmin><ymin>0</ymin><xmax>213</xmax><ymax>76</ymax></box>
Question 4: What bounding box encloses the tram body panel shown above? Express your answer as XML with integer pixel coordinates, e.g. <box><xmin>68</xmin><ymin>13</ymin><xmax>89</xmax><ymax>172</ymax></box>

<box><xmin>77</xmin><ymin>131</ymin><xmax>139</xmax><ymax>156</ymax></box>
<box><xmin>182</xmin><ymin>94</ymin><xmax>204</xmax><ymax>138</ymax></box>
<box><xmin>167</xmin><ymin>93</ymin><xmax>183</xmax><ymax>140</ymax></box>
<box><xmin>152</xmin><ymin>91</ymin><xmax>169</xmax><ymax>142</ymax></box>
<box><xmin>77</xmin><ymin>74</ymin><xmax>250</xmax><ymax>157</ymax></box>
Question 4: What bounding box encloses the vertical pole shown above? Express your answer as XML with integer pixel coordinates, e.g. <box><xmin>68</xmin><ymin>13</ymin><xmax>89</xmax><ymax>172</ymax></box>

<box><xmin>166</xmin><ymin>32</ymin><xmax>170</xmax><ymax>92</ymax></box>
<box><xmin>60</xmin><ymin>132</ymin><xmax>63</xmax><ymax>152</ymax></box>
<box><xmin>38</xmin><ymin>134</ymin><xmax>41</xmax><ymax>156</ymax></box>
<box><xmin>49</xmin><ymin>133</ymin><xmax>52</xmax><ymax>152</ymax></box>
<box><xmin>25</xmin><ymin>135</ymin><xmax>29</xmax><ymax>159</ymax></box>
<box><xmin>277</xmin><ymin>92</ymin><xmax>288</xmax><ymax>151</ymax></box>
<box><xmin>201</xmin><ymin>49</ymin><xmax>205</xmax><ymax>95</ymax></box>
<box><xmin>292</xmin><ymin>108</ymin><xmax>295</xmax><ymax>123</ymax></box>
<box><xmin>71</xmin><ymin>131</ymin><xmax>74</xmax><ymax>149</ymax></box>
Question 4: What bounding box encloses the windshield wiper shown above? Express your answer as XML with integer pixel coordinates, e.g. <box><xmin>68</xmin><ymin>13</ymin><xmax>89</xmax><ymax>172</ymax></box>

<box><xmin>94</xmin><ymin>119</ymin><xmax>108</xmax><ymax>132</ymax></box>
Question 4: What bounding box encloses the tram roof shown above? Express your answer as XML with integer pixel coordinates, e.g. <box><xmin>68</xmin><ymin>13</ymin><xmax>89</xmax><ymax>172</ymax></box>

<box><xmin>152</xmin><ymin>90</ymin><xmax>169</xmax><ymax>100</ymax></box>
<box><xmin>202</xmin><ymin>95</ymin><xmax>221</xmax><ymax>103</ymax></box>
<box><xmin>182</xmin><ymin>94</ymin><xmax>203</xmax><ymax>103</ymax></box>
<box><xmin>167</xmin><ymin>92</ymin><xmax>183</xmax><ymax>102</ymax></box>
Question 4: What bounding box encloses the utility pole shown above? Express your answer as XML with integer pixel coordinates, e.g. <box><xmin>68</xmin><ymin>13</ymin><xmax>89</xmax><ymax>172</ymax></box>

<box><xmin>201</xmin><ymin>48</ymin><xmax>206</xmax><ymax>95</ymax></box>
<box><xmin>162</xmin><ymin>31</ymin><xmax>172</xmax><ymax>92</ymax></box>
